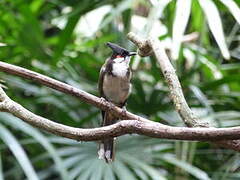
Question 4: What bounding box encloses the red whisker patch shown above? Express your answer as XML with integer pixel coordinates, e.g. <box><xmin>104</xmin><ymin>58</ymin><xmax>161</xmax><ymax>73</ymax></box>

<box><xmin>116</xmin><ymin>55</ymin><xmax>123</xmax><ymax>58</ymax></box>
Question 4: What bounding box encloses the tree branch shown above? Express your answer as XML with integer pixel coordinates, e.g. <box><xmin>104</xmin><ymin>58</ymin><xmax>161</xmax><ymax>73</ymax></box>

<box><xmin>0</xmin><ymin>37</ymin><xmax>240</xmax><ymax>150</ymax></box>
<box><xmin>128</xmin><ymin>33</ymin><xmax>206</xmax><ymax>127</ymax></box>
<box><xmin>148</xmin><ymin>37</ymin><xmax>207</xmax><ymax>127</ymax></box>
<box><xmin>0</xmin><ymin>61</ymin><xmax>149</xmax><ymax>123</ymax></box>
<box><xmin>127</xmin><ymin>32</ymin><xmax>240</xmax><ymax>151</ymax></box>
<box><xmin>2</xmin><ymin>87</ymin><xmax>240</xmax><ymax>142</ymax></box>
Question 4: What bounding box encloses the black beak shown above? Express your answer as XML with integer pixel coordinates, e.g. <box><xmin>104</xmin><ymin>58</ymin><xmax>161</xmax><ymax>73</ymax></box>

<box><xmin>128</xmin><ymin>52</ymin><xmax>137</xmax><ymax>56</ymax></box>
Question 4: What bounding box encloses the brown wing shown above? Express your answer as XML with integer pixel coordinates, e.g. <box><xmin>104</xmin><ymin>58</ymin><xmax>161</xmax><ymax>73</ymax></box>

<box><xmin>98</xmin><ymin>65</ymin><xmax>106</xmax><ymax>98</ymax></box>
<box><xmin>98</xmin><ymin>64</ymin><xmax>107</xmax><ymax>121</ymax></box>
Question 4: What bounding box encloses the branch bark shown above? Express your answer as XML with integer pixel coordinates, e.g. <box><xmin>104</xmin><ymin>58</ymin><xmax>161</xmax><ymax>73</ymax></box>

<box><xmin>0</xmin><ymin>61</ymin><xmax>149</xmax><ymax>123</ymax></box>
<box><xmin>127</xmin><ymin>32</ymin><xmax>240</xmax><ymax>151</ymax></box>
<box><xmin>2</xmin><ymin>87</ymin><xmax>240</xmax><ymax>142</ymax></box>
<box><xmin>0</xmin><ymin>34</ymin><xmax>239</xmax><ymax>150</ymax></box>
<box><xmin>149</xmin><ymin>37</ymin><xmax>208</xmax><ymax>127</ymax></box>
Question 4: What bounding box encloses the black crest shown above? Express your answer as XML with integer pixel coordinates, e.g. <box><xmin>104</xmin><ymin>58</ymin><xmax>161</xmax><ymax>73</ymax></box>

<box><xmin>106</xmin><ymin>42</ymin><xmax>136</xmax><ymax>57</ymax></box>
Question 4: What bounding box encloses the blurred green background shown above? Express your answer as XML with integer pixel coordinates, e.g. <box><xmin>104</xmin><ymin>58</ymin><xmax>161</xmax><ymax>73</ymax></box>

<box><xmin>0</xmin><ymin>0</ymin><xmax>240</xmax><ymax>179</ymax></box>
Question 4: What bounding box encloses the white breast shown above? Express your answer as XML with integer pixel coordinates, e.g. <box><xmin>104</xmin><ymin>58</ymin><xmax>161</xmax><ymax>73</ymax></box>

<box><xmin>112</xmin><ymin>62</ymin><xmax>128</xmax><ymax>77</ymax></box>
<box><xmin>111</xmin><ymin>56</ymin><xmax>130</xmax><ymax>77</ymax></box>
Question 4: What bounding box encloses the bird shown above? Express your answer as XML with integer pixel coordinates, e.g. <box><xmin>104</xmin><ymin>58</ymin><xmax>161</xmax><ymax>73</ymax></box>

<box><xmin>98</xmin><ymin>42</ymin><xmax>136</xmax><ymax>162</ymax></box>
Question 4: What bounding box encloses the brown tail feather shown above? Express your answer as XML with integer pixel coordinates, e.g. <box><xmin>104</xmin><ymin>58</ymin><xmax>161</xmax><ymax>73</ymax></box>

<box><xmin>103</xmin><ymin>138</ymin><xmax>114</xmax><ymax>162</ymax></box>
<box><xmin>98</xmin><ymin>111</ymin><xmax>116</xmax><ymax>163</ymax></box>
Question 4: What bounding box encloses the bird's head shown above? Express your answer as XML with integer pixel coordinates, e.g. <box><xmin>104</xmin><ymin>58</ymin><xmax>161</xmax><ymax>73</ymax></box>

<box><xmin>106</xmin><ymin>42</ymin><xmax>136</xmax><ymax>64</ymax></box>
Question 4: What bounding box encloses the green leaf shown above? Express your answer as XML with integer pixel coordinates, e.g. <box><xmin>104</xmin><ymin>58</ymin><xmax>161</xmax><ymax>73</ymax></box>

<box><xmin>53</xmin><ymin>13</ymin><xmax>81</xmax><ymax>60</ymax></box>
<box><xmin>103</xmin><ymin>165</ymin><xmax>115</xmax><ymax>180</ymax></box>
<box><xmin>16</xmin><ymin>3</ymin><xmax>50</xmax><ymax>60</ymax></box>
<box><xmin>220</xmin><ymin>0</ymin><xmax>240</xmax><ymax>25</ymax></box>
<box><xmin>120</xmin><ymin>153</ymin><xmax>167</xmax><ymax>180</ymax></box>
<box><xmin>221</xmin><ymin>63</ymin><xmax>240</xmax><ymax>70</ymax></box>
<box><xmin>201</xmin><ymin>74</ymin><xmax>240</xmax><ymax>90</ymax></box>
<box><xmin>0</xmin><ymin>113</ymin><xmax>68</xmax><ymax>180</ymax></box>
<box><xmin>113</xmin><ymin>160</ymin><xmax>137</xmax><ymax>180</ymax></box>
<box><xmin>30</xmin><ymin>0</ymin><xmax>44</xmax><ymax>14</ymax></box>
<box><xmin>99</xmin><ymin>0</ymin><xmax>133</xmax><ymax>29</ymax></box>
<box><xmin>198</xmin><ymin>0</ymin><xmax>230</xmax><ymax>59</ymax></box>
<box><xmin>172</xmin><ymin>0</ymin><xmax>192</xmax><ymax>60</ymax></box>
<box><xmin>0</xmin><ymin>124</ymin><xmax>38</xmax><ymax>180</ymax></box>
<box><xmin>0</xmin><ymin>152</ymin><xmax>3</xmax><ymax>180</ymax></box>
<box><xmin>53</xmin><ymin>1</ymin><xmax>106</xmax><ymax>61</ymax></box>
<box><xmin>190</xmin><ymin>85</ymin><xmax>214</xmax><ymax>113</ymax></box>
<box><xmin>191</xmin><ymin>0</ymin><xmax>204</xmax><ymax>31</ymax></box>
<box><xmin>199</xmin><ymin>55</ymin><xmax>222</xmax><ymax>79</ymax></box>
<box><xmin>89</xmin><ymin>159</ymin><xmax>105</xmax><ymax>180</ymax></box>
<box><xmin>76</xmin><ymin>159</ymin><xmax>99</xmax><ymax>180</ymax></box>
<box><xmin>71</xmin><ymin>160</ymin><xmax>94</xmax><ymax>180</ymax></box>
<box><xmin>160</xmin><ymin>154</ymin><xmax>211</xmax><ymax>180</ymax></box>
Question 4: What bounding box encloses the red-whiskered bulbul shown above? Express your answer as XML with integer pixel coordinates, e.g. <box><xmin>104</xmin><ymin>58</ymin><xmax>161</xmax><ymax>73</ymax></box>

<box><xmin>98</xmin><ymin>42</ymin><xmax>136</xmax><ymax>162</ymax></box>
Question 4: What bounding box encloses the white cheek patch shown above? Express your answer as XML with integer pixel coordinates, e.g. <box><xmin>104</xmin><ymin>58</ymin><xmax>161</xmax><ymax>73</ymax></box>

<box><xmin>113</xmin><ymin>56</ymin><xmax>130</xmax><ymax>65</ymax></box>
<box><xmin>113</xmin><ymin>57</ymin><xmax>124</xmax><ymax>63</ymax></box>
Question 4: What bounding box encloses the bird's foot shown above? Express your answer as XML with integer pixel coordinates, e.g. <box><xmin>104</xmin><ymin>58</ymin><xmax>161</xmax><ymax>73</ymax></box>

<box><xmin>100</xmin><ymin>97</ymin><xmax>115</xmax><ymax>111</ymax></box>
<box><xmin>121</xmin><ymin>106</ymin><xmax>127</xmax><ymax>119</ymax></box>
<box><xmin>99</xmin><ymin>97</ymin><xmax>107</xmax><ymax>104</ymax></box>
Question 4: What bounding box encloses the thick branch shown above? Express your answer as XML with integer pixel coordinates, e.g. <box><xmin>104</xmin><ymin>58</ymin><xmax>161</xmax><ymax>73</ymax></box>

<box><xmin>2</xmin><ymin>87</ymin><xmax>240</xmax><ymax>143</ymax></box>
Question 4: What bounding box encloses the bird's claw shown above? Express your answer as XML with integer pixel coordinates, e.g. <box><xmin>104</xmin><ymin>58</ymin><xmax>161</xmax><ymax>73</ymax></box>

<box><xmin>100</xmin><ymin>97</ymin><xmax>115</xmax><ymax>111</ymax></box>
<box><xmin>108</xmin><ymin>102</ymin><xmax>115</xmax><ymax>110</ymax></box>
<box><xmin>121</xmin><ymin>106</ymin><xmax>127</xmax><ymax>119</ymax></box>
<box><xmin>100</xmin><ymin>97</ymin><xmax>107</xmax><ymax>104</ymax></box>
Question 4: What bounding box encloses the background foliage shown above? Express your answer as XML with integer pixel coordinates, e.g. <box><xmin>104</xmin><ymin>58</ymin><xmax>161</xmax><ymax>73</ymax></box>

<box><xmin>0</xmin><ymin>0</ymin><xmax>240</xmax><ymax>179</ymax></box>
